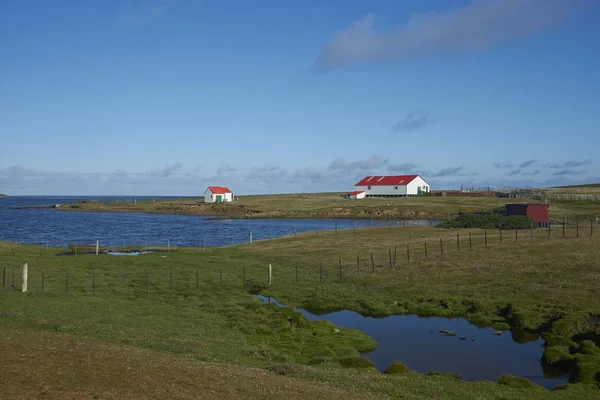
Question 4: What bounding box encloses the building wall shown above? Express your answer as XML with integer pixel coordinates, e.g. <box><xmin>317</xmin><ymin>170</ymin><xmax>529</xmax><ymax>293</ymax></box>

<box><xmin>526</xmin><ymin>205</ymin><xmax>549</xmax><ymax>223</ymax></box>
<box><xmin>204</xmin><ymin>191</ymin><xmax>233</xmax><ymax>203</ymax></box>
<box><xmin>356</xmin><ymin>184</ymin><xmax>408</xmax><ymax>196</ymax></box>
<box><xmin>406</xmin><ymin>176</ymin><xmax>430</xmax><ymax>195</ymax></box>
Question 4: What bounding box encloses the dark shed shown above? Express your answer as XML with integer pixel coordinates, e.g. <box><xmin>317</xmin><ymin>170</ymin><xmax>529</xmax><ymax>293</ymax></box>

<box><xmin>506</xmin><ymin>203</ymin><xmax>549</xmax><ymax>225</ymax></box>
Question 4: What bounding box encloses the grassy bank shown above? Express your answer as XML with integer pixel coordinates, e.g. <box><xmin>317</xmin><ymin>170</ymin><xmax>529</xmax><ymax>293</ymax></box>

<box><xmin>1</xmin><ymin>225</ymin><xmax>600</xmax><ymax>398</ymax></box>
<box><xmin>52</xmin><ymin>192</ymin><xmax>599</xmax><ymax>222</ymax></box>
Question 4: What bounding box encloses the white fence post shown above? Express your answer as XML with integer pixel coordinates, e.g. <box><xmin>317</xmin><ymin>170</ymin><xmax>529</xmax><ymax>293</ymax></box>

<box><xmin>268</xmin><ymin>264</ymin><xmax>272</xmax><ymax>285</ymax></box>
<box><xmin>22</xmin><ymin>263</ymin><xmax>28</xmax><ymax>292</ymax></box>
<box><xmin>250</xmin><ymin>231</ymin><xmax>253</xmax><ymax>245</ymax></box>
<box><xmin>96</xmin><ymin>241</ymin><xmax>99</xmax><ymax>256</ymax></box>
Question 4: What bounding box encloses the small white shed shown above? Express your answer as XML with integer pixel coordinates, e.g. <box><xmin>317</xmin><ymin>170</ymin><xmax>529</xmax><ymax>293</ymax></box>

<box><xmin>204</xmin><ymin>186</ymin><xmax>233</xmax><ymax>203</ymax></box>
<box><xmin>344</xmin><ymin>191</ymin><xmax>366</xmax><ymax>199</ymax></box>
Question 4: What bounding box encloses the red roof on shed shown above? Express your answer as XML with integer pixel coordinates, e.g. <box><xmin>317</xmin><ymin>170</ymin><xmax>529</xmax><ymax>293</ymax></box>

<box><xmin>207</xmin><ymin>186</ymin><xmax>232</xmax><ymax>194</ymax></box>
<box><xmin>355</xmin><ymin>175</ymin><xmax>421</xmax><ymax>186</ymax></box>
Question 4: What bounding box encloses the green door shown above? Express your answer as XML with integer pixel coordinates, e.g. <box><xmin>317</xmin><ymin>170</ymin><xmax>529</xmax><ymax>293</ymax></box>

<box><xmin>215</xmin><ymin>195</ymin><xmax>223</xmax><ymax>203</ymax></box>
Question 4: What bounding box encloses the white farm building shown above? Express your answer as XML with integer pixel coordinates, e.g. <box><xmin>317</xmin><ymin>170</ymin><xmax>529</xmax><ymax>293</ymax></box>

<box><xmin>204</xmin><ymin>186</ymin><xmax>233</xmax><ymax>203</ymax></box>
<box><xmin>354</xmin><ymin>175</ymin><xmax>430</xmax><ymax>197</ymax></box>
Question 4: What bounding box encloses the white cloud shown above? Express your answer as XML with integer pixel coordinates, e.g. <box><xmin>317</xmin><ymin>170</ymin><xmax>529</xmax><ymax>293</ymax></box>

<box><xmin>316</xmin><ymin>0</ymin><xmax>588</xmax><ymax>70</ymax></box>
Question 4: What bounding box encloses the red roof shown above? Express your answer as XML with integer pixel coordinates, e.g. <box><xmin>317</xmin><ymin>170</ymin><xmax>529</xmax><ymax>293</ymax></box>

<box><xmin>347</xmin><ymin>191</ymin><xmax>365</xmax><ymax>195</ymax></box>
<box><xmin>355</xmin><ymin>175</ymin><xmax>421</xmax><ymax>186</ymax></box>
<box><xmin>207</xmin><ymin>186</ymin><xmax>232</xmax><ymax>194</ymax></box>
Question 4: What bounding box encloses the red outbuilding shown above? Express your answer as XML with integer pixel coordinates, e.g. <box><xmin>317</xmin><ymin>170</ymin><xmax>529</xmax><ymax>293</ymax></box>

<box><xmin>505</xmin><ymin>203</ymin><xmax>549</xmax><ymax>225</ymax></box>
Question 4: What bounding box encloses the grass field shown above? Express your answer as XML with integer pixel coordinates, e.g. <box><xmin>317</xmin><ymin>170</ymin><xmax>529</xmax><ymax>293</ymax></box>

<box><xmin>1</xmin><ymin>225</ymin><xmax>600</xmax><ymax>398</ymax></box>
<box><xmin>53</xmin><ymin>191</ymin><xmax>600</xmax><ymax>222</ymax></box>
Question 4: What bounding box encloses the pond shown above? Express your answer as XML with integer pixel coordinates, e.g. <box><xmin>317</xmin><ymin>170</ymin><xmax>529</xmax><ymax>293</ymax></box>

<box><xmin>256</xmin><ymin>295</ymin><xmax>569</xmax><ymax>390</ymax></box>
<box><xmin>0</xmin><ymin>196</ymin><xmax>440</xmax><ymax>248</ymax></box>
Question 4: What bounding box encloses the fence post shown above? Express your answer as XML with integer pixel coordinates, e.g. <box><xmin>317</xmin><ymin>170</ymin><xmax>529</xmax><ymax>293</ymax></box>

<box><xmin>576</xmin><ymin>221</ymin><xmax>579</xmax><ymax>238</ymax></box>
<box><xmin>294</xmin><ymin>226</ymin><xmax>297</xmax><ymax>237</ymax></box>
<box><xmin>250</xmin><ymin>231</ymin><xmax>252</xmax><ymax>245</ymax></box>
<box><xmin>484</xmin><ymin>230</ymin><xmax>488</xmax><ymax>246</ymax></box>
<box><xmin>407</xmin><ymin>245</ymin><xmax>410</xmax><ymax>263</ymax></box>
<box><xmin>591</xmin><ymin>219</ymin><xmax>594</xmax><ymax>237</ymax></box>
<box><xmin>145</xmin><ymin>271</ymin><xmax>149</xmax><ymax>293</ymax></box>
<box><xmin>500</xmin><ymin>229</ymin><xmax>503</xmax><ymax>243</ymax></box>
<box><xmin>316</xmin><ymin>225</ymin><xmax>318</xmax><ymax>236</ymax></box>
<box><xmin>515</xmin><ymin>228</ymin><xmax>518</xmax><ymax>242</ymax></box>
<box><xmin>168</xmin><ymin>240</ymin><xmax>171</xmax><ymax>253</ymax></box>
<box><xmin>339</xmin><ymin>259</ymin><xmax>342</xmax><ymax>278</ymax></box>
<box><xmin>96</xmin><ymin>241</ymin><xmax>99</xmax><ymax>256</ymax></box>
<box><xmin>531</xmin><ymin>223</ymin><xmax>534</xmax><ymax>240</ymax></box>
<box><xmin>469</xmin><ymin>232</ymin><xmax>472</xmax><ymax>250</ymax></box>
<box><xmin>562</xmin><ymin>223</ymin><xmax>565</xmax><ymax>238</ymax></box>
<box><xmin>320</xmin><ymin>262</ymin><xmax>323</xmax><ymax>281</ymax></box>
<box><xmin>457</xmin><ymin>233</ymin><xmax>460</xmax><ymax>251</ymax></box>
<box><xmin>393</xmin><ymin>246</ymin><xmax>397</xmax><ymax>267</ymax></box>
<box><xmin>425</xmin><ymin>241</ymin><xmax>428</xmax><ymax>258</ymax></box>
<box><xmin>356</xmin><ymin>254</ymin><xmax>360</xmax><ymax>273</ymax></box>
<box><xmin>22</xmin><ymin>263</ymin><xmax>28</xmax><ymax>293</ymax></box>
<box><xmin>370</xmin><ymin>253</ymin><xmax>375</xmax><ymax>271</ymax></box>
<box><xmin>2</xmin><ymin>266</ymin><xmax>5</xmax><ymax>287</ymax></box>
<box><xmin>92</xmin><ymin>272</ymin><xmax>96</xmax><ymax>295</ymax></box>
<box><xmin>353</xmin><ymin>221</ymin><xmax>356</xmax><ymax>234</ymax></box>
<box><xmin>203</xmin><ymin>238</ymin><xmax>206</xmax><ymax>251</ymax></box>
<box><xmin>548</xmin><ymin>222</ymin><xmax>551</xmax><ymax>239</ymax></box>
<box><xmin>42</xmin><ymin>271</ymin><xmax>45</xmax><ymax>292</ymax></box>
<box><xmin>440</xmin><ymin>238</ymin><xmax>444</xmax><ymax>255</ymax></box>
<box><xmin>388</xmin><ymin>249</ymin><xmax>392</xmax><ymax>268</ymax></box>
<box><xmin>335</xmin><ymin>222</ymin><xmax>338</xmax><ymax>235</ymax></box>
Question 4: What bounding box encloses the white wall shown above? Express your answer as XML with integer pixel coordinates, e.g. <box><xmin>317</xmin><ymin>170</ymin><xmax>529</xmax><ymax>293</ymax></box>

<box><xmin>406</xmin><ymin>176</ymin><xmax>430</xmax><ymax>195</ymax></box>
<box><xmin>204</xmin><ymin>190</ymin><xmax>233</xmax><ymax>203</ymax></box>
<box><xmin>356</xmin><ymin>184</ymin><xmax>408</xmax><ymax>196</ymax></box>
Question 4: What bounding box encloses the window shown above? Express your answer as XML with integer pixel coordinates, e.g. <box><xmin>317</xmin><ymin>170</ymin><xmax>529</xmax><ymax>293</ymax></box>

<box><xmin>394</xmin><ymin>186</ymin><xmax>398</xmax><ymax>190</ymax></box>
<box><xmin>368</xmin><ymin>186</ymin><xmax>371</xmax><ymax>190</ymax></box>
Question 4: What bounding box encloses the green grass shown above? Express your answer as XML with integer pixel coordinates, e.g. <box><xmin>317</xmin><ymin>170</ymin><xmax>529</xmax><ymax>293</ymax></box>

<box><xmin>50</xmin><ymin>191</ymin><xmax>600</xmax><ymax>222</ymax></box>
<box><xmin>1</xmin><ymin>224</ymin><xmax>600</xmax><ymax>398</ymax></box>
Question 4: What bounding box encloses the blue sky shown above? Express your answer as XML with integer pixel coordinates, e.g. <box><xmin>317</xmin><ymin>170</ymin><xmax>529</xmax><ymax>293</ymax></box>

<box><xmin>1</xmin><ymin>0</ymin><xmax>599</xmax><ymax>195</ymax></box>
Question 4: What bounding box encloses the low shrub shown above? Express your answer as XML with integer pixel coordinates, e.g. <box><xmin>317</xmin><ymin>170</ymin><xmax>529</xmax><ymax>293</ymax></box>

<box><xmin>384</xmin><ymin>361</ymin><xmax>410</xmax><ymax>374</ymax></box>
<box><xmin>497</xmin><ymin>374</ymin><xmax>539</xmax><ymax>389</ymax></box>
<box><xmin>427</xmin><ymin>370</ymin><xmax>462</xmax><ymax>380</ymax></box>
<box><xmin>438</xmin><ymin>213</ymin><xmax>536</xmax><ymax>230</ymax></box>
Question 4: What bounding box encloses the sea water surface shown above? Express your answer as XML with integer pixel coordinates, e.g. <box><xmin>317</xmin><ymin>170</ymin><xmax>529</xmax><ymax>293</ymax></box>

<box><xmin>257</xmin><ymin>295</ymin><xmax>569</xmax><ymax>390</ymax></box>
<box><xmin>0</xmin><ymin>196</ymin><xmax>438</xmax><ymax>247</ymax></box>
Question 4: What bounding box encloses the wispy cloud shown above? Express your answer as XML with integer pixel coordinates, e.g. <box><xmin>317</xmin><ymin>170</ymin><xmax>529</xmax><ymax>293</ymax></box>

<box><xmin>329</xmin><ymin>155</ymin><xmax>389</xmax><ymax>171</ymax></box>
<box><xmin>387</xmin><ymin>162</ymin><xmax>419</xmax><ymax>172</ymax></box>
<box><xmin>315</xmin><ymin>0</ymin><xmax>588</xmax><ymax>70</ymax></box>
<box><xmin>494</xmin><ymin>162</ymin><xmax>515</xmax><ymax>169</ymax></box>
<box><xmin>215</xmin><ymin>164</ymin><xmax>238</xmax><ymax>174</ymax></box>
<box><xmin>551</xmin><ymin>169</ymin><xmax>585</xmax><ymax>176</ymax></box>
<box><xmin>393</xmin><ymin>110</ymin><xmax>434</xmax><ymax>133</ymax></box>
<box><xmin>428</xmin><ymin>166</ymin><xmax>477</xmax><ymax>178</ymax></box>
<box><xmin>147</xmin><ymin>162</ymin><xmax>183</xmax><ymax>178</ymax></box>
<box><xmin>519</xmin><ymin>159</ymin><xmax>537</xmax><ymax>169</ymax></box>
<box><xmin>547</xmin><ymin>160</ymin><xmax>592</xmax><ymax>169</ymax></box>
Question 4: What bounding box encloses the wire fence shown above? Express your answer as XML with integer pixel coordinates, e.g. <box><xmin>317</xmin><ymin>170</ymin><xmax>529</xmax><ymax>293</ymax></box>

<box><xmin>2</xmin><ymin>220</ymin><xmax>597</xmax><ymax>295</ymax></box>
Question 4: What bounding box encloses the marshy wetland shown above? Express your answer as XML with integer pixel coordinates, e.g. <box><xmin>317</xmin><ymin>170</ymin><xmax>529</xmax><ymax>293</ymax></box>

<box><xmin>2</xmin><ymin>216</ymin><xmax>600</xmax><ymax>399</ymax></box>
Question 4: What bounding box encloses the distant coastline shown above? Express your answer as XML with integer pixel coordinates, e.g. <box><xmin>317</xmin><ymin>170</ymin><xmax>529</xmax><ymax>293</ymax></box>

<box><xmin>0</xmin><ymin>194</ymin><xmax>7</xmax><ymax>198</ymax></box>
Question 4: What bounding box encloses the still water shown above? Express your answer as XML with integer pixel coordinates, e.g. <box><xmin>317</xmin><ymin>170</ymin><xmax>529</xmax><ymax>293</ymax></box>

<box><xmin>0</xmin><ymin>196</ymin><xmax>438</xmax><ymax>247</ymax></box>
<box><xmin>257</xmin><ymin>295</ymin><xmax>569</xmax><ymax>390</ymax></box>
